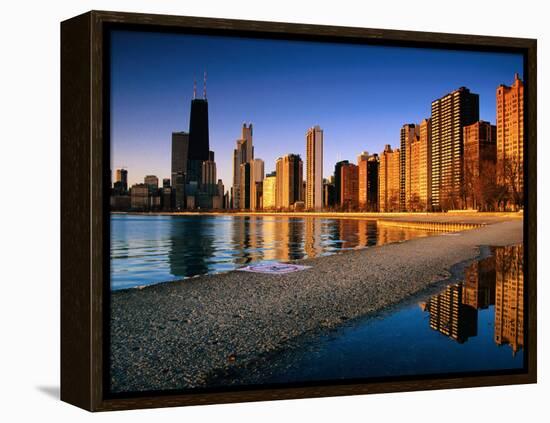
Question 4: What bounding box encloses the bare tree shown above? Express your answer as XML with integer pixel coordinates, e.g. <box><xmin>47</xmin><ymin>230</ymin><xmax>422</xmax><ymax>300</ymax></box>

<box><xmin>498</xmin><ymin>157</ymin><xmax>523</xmax><ymax>210</ymax></box>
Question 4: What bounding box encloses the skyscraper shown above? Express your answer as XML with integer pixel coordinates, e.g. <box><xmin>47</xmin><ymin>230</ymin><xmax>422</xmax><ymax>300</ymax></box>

<box><xmin>496</xmin><ymin>74</ymin><xmax>524</xmax><ymax>205</ymax></box>
<box><xmin>184</xmin><ymin>75</ymin><xmax>210</xmax><ymax>196</ymax></box>
<box><xmin>463</xmin><ymin>121</ymin><xmax>496</xmax><ymax>209</ymax></box>
<box><xmin>430</xmin><ymin>87</ymin><xmax>479</xmax><ymax>210</ymax></box>
<box><xmin>187</xmin><ymin>74</ymin><xmax>210</xmax><ymax>157</ymax></box>
<box><xmin>334</xmin><ymin>160</ymin><xmax>349</xmax><ymax>207</ymax></box>
<box><xmin>340</xmin><ymin>162</ymin><xmax>359</xmax><ymax>210</ymax></box>
<box><xmin>201</xmin><ymin>158</ymin><xmax>217</xmax><ymax>196</ymax></box>
<box><xmin>367</xmin><ymin>154</ymin><xmax>380</xmax><ymax>212</ymax></box>
<box><xmin>275</xmin><ymin>154</ymin><xmax>303</xmax><ymax>210</ymax></box>
<box><xmin>358</xmin><ymin>151</ymin><xmax>369</xmax><ymax>210</ymax></box>
<box><xmin>418</xmin><ymin>118</ymin><xmax>432</xmax><ymax>210</ymax></box>
<box><xmin>239</xmin><ymin>162</ymin><xmax>251</xmax><ymax>210</ymax></box>
<box><xmin>400</xmin><ymin>124</ymin><xmax>419</xmax><ymax>211</ymax></box>
<box><xmin>171</xmin><ymin>131</ymin><xmax>189</xmax><ymax>206</ymax></box>
<box><xmin>114</xmin><ymin>168</ymin><xmax>128</xmax><ymax>195</ymax></box>
<box><xmin>232</xmin><ymin>123</ymin><xmax>254</xmax><ymax>209</ymax></box>
<box><xmin>379</xmin><ymin>145</ymin><xmax>400</xmax><ymax>212</ymax></box>
<box><xmin>250</xmin><ymin>158</ymin><xmax>265</xmax><ymax>211</ymax></box>
<box><xmin>306</xmin><ymin>125</ymin><xmax>324</xmax><ymax>211</ymax></box>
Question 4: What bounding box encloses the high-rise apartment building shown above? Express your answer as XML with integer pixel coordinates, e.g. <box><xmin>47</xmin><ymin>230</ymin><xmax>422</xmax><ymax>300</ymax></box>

<box><xmin>275</xmin><ymin>154</ymin><xmax>303</xmax><ymax>210</ymax></box>
<box><xmin>358</xmin><ymin>152</ymin><xmax>369</xmax><ymax>210</ymax></box>
<box><xmin>334</xmin><ymin>160</ymin><xmax>349</xmax><ymax>207</ymax></box>
<box><xmin>340</xmin><ymin>162</ymin><xmax>359</xmax><ymax>210</ymax></box>
<box><xmin>306</xmin><ymin>125</ymin><xmax>324</xmax><ymax>211</ymax></box>
<box><xmin>367</xmin><ymin>154</ymin><xmax>380</xmax><ymax>212</ymax></box>
<box><xmin>379</xmin><ymin>145</ymin><xmax>400</xmax><ymax>212</ymax></box>
<box><xmin>400</xmin><ymin>124</ymin><xmax>419</xmax><ymax>211</ymax></box>
<box><xmin>463</xmin><ymin>121</ymin><xmax>497</xmax><ymax>209</ymax></box>
<box><xmin>496</xmin><ymin>74</ymin><xmax>524</xmax><ymax>200</ymax></box>
<box><xmin>430</xmin><ymin>87</ymin><xmax>479</xmax><ymax>210</ymax></box>
<box><xmin>262</xmin><ymin>171</ymin><xmax>277</xmax><ymax>210</ymax></box>
<box><xmin>403</xmin><ymin>121</ymin><xmax>430</xmax><ymax>211</ymax></box>
<box><xmin>232</xmin><ymin>123</ymin><xmax>254</xmax><ymax>209</ymax></box>
<box><xmin>358</xmin><ymin>152</ymin><xmax>379</xmax><ymax>211</ymax></box>
<box><xmin>418</xmin><ymin>118</ymin><xmax>432</xmax><ymax>209</ymax></box>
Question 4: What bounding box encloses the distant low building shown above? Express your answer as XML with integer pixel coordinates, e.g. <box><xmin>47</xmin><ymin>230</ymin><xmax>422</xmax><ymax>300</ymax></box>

<box><xmin>110</xmin><ymin>195</ymin><xmax>131</xmax><ymax>211</ymax></box>
<box><xmin>130</xmin><ymin>184</ymin><xmax>149</xmax><ymax>210</ymax></box>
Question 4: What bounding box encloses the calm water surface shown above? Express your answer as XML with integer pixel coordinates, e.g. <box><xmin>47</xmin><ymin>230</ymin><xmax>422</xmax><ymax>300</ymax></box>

<box><xmin>216</xmin><ymin>244</ymin><xmax>524</xmax><ymax>385</ymax></box>
<box><xmin>110</xmin><ymin>214</ymin><xmax>436</xmax><ymax>290</ymax></box>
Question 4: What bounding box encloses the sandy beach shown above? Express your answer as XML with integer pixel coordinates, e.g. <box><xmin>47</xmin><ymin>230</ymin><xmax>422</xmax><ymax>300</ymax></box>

<box><xmin>110</xmin><ymin>217</ymin><xmax>523</xmax><ymax>393</ymax></box>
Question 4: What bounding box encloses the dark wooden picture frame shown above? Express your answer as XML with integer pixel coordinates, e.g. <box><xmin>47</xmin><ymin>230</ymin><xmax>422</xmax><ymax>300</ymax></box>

<box><xmin>61</xmin><ymin>10</ymin><xmax>537</xmax><ymax>411</ymax></box>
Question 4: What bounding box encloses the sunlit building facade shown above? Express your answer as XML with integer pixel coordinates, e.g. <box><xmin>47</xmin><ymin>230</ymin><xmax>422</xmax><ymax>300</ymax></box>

<box><xmin>262</xmin><ymin>172</ymin><xmax>277</xmax><ymax>210</ymax></box>
<box><xmin>306</xmin><ymin>125</ymin><xmax>324</xmax><ymax>211</ymax></box>
<box><xmin>340</xmin><ymin>162</ymin><xmax>359</xmax><ymax>210</ymax></box>
<box><xmin>275</xmin><ymin>154</ymin><xmax>303</xmax><ymax>210</ymax></box>
<box><xmin>494</xmin><ymin>244</ymin><xmax>524</xmax><ymax>354</ymax></box>
<box><xmin>496</xmin><ymin>74</ymin><xmax>524</xmax><ymax>197</ymax></box>
<box><xmin>430</xmin><ymin>87</ymin><xmax>479</xmax><ymax>210</ymax></box>
<box><xmin>400</xmin><ymin>124</ymin><xmax>419</xmax><ymax>211</ymax></box>
<box><xmin>379</xmin><ymin>145</ymin><xmax>400</xmax><ymax>212</ymax></box>
<box><xmin>232</xmin><ymin>123</ymin><xmax>254</xmax><ymax>209</ymax></box>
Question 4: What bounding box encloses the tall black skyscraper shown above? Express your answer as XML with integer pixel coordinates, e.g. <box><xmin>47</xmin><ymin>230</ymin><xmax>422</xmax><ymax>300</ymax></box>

<box><xmin>187</xmin><ymin>74</ymin><xmax>210</xmax><ymax>186</ymax></box>
<box><xmin>188</xmin><ymin>99</ymin><xmax>210</xmax><ymax>161</ymax></box>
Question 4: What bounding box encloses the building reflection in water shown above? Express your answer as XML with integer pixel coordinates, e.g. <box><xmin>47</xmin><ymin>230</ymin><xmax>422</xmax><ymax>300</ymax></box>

<box><xmin>168</xmin><ymin>216</ymin><xmax>214</xmax><ymax>278</ymax></box>
<box><xmin>304</xmin><ymin>217</ymin><xmax>322</xmax><ymax>258</ymax></box>
<box><xmin>427</xmin><ymin>283</ymin><xmax>478</xmax><ymax>343</ymax></box>
<box><xmin>423</xmin><ymin>244</ymin><xmax>524</xmax><ymax>355</ymax></box>
<box><xmin>494</xmin><ymin>244</ymin><xmax>524</xmax><ymax>355</ymax></box>
<box><xmin>167</xmin><ymin>217</ymin><xmax>439</xmax><ymax>278</ymax></box>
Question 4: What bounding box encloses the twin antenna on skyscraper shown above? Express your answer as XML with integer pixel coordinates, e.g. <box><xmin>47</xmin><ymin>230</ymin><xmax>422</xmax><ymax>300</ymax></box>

<box><xmin>193</xmin><ymin>71</ymin><xmax>207</xmax><ymax>100</ymax></box>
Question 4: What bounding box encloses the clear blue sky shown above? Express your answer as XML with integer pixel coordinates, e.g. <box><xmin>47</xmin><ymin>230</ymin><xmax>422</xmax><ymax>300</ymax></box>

<box><xmin>110</xmin><ymin>30</ymin><xmax>523</xmax><ymax>189</ymax></box>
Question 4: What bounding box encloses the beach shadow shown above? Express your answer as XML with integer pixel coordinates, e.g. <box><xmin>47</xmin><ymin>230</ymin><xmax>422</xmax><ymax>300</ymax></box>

<box><xmin>36</xmin><ymin>385</ymin><xmax>59</xmax><ymax>400</ymax></box>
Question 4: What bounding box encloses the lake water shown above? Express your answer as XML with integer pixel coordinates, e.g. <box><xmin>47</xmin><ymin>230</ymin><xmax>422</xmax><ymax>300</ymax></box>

<box><xmin>110</xmin><ymin>214</ymin><xmax>436</xmax><ymax>290</ymax></box>
<box><xmin>213</xmin><ymin>244</ymin><xmax>525</xmax><ymax>385</ymax></box>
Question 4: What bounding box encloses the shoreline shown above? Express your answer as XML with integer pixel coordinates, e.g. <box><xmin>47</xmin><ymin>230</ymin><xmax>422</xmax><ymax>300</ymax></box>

<box><xmin>110</xmin><ymin>218</ymin><xmax>523</xmax><ymax>393</ymax></box>
<box><xmin>112</xmin><ymin>210</ymin><xmax>523</xmax><ymax>222</ymax></box>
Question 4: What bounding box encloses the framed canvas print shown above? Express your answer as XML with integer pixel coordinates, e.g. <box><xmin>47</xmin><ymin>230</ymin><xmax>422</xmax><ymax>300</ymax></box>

<box><xmin>60</xmin><ymin>10</ymin><xmax>537</xmax><ymax>411</ymax></box>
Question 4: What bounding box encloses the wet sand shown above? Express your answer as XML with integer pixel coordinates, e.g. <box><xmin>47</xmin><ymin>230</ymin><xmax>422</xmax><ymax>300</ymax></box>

<box><xmin>110</xmin><ymin>218</ymin><xmax>522</xmax><ymax>393</ymax></box>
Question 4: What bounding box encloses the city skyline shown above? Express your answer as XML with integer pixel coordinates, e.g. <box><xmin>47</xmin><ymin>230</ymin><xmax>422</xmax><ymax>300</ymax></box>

<box><xmin>110</xmin><ymin>30</ymin><xmax>523</xmax><ymax>189</ymax></box>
